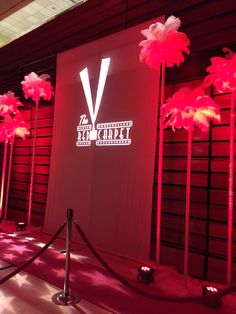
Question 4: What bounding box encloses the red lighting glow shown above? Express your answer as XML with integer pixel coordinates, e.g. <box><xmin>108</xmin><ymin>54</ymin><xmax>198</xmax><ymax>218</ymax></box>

<box><xmin>141</xmin><ymin>266</ymin><xmax>150</xmax><ymax>272</ymax></box>
<box><xmin>16</xmin><ymin>222</ymin><xmax>26</xmax><ymax>231</ymax></box>
<box><xmin>206</xmin><ymin>286</ymin><xmax>218</xmax><ymax>292</ymax></box>
<box><xmin>137</xmin><ymin>266</ymin><xmax>154</xmax><ymax>284</ymax></box>
<box><xmin>202</xmin><ymin>285</ymin><xmax>222</xmax><ymax>308</ymax></box>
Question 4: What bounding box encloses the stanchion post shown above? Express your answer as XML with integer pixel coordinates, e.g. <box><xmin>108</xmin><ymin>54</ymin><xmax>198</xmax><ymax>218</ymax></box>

<box><xmin>64</xmin><ymin>208</ymin><xmax>73</xmax><ymax>298</ymax></box>
<box><xmin>52</xmin><ymin>208</ymin><xmax>80</xmax><ymax>306</ymax></box>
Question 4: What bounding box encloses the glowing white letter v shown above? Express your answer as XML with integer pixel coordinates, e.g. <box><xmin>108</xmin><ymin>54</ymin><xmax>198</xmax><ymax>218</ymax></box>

<box><xmin>80</xmin><ymin>58</ymin><xmax>110</xmax><ymax>129</ymax></box>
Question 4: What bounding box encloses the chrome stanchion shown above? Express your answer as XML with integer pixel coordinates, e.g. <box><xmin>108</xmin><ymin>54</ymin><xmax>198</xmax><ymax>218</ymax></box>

<box><xmin>52</xmin><ymin>208</ymin><xmax>80</xmax><ymax>306</ymax></box>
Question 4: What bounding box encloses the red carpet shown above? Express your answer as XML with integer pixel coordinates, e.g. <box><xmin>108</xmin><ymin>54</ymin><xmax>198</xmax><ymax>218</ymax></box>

<box><xmin>0</xmin><ymin>231</ymin><xmax>234</xmax><ymax>314</ymax></box>
<box><xmin>0</xmin><ymin>231</ymin><xmax>164</xmax><ymax>314</ymax></box>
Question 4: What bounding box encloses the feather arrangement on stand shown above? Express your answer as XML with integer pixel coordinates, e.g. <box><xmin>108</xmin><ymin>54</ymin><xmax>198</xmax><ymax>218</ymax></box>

<box><xmin>205</xmin><ymin>48</ymin><xmax>236</xmax><ymax>285</ymax></box>
<box><xmin>139</xmin><ymin>15</ymin><xmax>190</xmax><ymax>265</ymax></box>
<box><xmin>21</xmin><ymin>72</ymin><xmax>53</xmax><ymax>226</ymax></box>
<box><xmin>162</xmin><ymin>86</ymin><xmax>221</xmax><ymax>284</ymax></box>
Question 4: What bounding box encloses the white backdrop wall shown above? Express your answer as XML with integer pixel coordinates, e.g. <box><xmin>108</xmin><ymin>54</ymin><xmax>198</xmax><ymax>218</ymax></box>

<box><xmin>44</xmin><ymin>17</ymin><xmax>163</xmax><ymax>261</ymax></box>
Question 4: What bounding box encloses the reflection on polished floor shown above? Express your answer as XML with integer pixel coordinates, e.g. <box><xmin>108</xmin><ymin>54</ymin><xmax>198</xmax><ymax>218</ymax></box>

<box><xmin>0</xmin><ymin>261</ymin><xmax>111</xmax><ymax>314</ymax></box>
<box><xmin>0</xmin><ymin>221</ymin><xmax>236</xmax><ymax>314</ymax></box>
<box><xmin>0</xmin><ymin>222</ymin><xmax>113</xmax><ymax>314</ymax></box>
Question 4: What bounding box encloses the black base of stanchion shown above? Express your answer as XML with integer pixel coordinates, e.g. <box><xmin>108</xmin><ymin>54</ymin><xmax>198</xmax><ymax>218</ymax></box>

<box><xmin>52</xmin><ymin>291</ymin><xmax>81</xmax><ymax>306</ymax></box>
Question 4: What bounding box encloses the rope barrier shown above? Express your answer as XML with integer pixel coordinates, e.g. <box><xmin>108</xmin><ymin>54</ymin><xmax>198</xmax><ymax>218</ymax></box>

<box><xmin>0</xmin><ymin>222</ymin><xmax>66</xmax><ymax>285</ymax></box>
<box><xmin>51</xmin><ymin>209</ymin><xmax>80</xmax><ymax>305</ymax></box>
<box><xmin>73</xmin><ymin>220</ymin><xmax>236</xmax><ymax>303</ymax></box>
<box><xmin>1</xmin><ymin>213</ymin><xmax>236</xmax><ymax>306</ymax></box>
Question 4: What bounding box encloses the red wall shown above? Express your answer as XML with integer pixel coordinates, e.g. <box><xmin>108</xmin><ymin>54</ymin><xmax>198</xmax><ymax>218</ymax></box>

<box><xmin>0</xmin><ymin>0</ymin><xmax>236</xmax><ymax>282</ymax></box>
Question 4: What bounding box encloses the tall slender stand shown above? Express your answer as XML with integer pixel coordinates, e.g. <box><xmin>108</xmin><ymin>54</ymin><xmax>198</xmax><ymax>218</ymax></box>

<box><xmin>156</xmin><ymin>62</ymin><xmax>166</xmax><ymax>265</ymax></box>
<box><xmin>0</xmin><ymin>141</ymin><xmax>8</xmax><ymax>221</ymax></box>
<box><xmin>184</xmin><ymin>130</ymin><xmax>193</xmax><ymax>285</ymax></box>
<box><xmin>27</xmin><ymin>100</ymin><xmax>39</xmax><ymax>226</ymax></box>
<box><xmin>52</xmin><ymin>208</ymin><xmax>80</xmax><ymax>305</ymax></box>
<box><xmin>4</xmin><ymin>140</ymin><xmax>14</xmax><ymax>220</ymax></box>
<box><xmin>227</xmin><ymin>90</ymin><xmax>235</xmax><ymax>285</ymax></box>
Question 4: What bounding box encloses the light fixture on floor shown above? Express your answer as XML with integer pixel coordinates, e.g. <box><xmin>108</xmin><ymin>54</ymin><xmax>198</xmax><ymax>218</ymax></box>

<box><xmin>137</xmin><ymin>266</ymin><xmax>154</xmax><ymax>284</ymax></box>
<box><xmin>16</xmin><ymin>222</ymin><xmax>26</xmax><ymax>231</ymax></box>
<box><xmin>202</xmin><ymin>285</ymin><xmax>222</xmax><ymax>308</ymax></box>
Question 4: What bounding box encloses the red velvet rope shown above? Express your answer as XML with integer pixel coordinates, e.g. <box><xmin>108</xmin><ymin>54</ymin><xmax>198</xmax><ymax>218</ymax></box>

<box><xmin>1</xmin><ymin>219</ymin><xmax>235</xmax><ymax>303</ymax></box>
<box><xmin>0</xmin><ymin>222</ymin><xmax>66</xmax><ymax>285</ymax></box>
<box><xmin>73</xmin><ymin>220</ymin><xmax>236</xmax><ymax>303</ymax></box>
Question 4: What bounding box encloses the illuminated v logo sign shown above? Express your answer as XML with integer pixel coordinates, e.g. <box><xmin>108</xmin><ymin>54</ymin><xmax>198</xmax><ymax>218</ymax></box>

<box><xmin>79</xmin><ymin>58</ymin><xmax>111</xmax><ymax>129</ymax></box>
<box><xmin>77</xmin><ymin>57</ymin><xmax>132</xmax><ymax>147</ymax></box>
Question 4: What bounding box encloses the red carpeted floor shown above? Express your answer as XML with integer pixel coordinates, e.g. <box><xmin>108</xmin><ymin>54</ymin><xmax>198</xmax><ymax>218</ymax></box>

<box><xmin>0</xmin><ymin>230</ymin><xmax>235</xmax><ymax>314</ymax></box>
